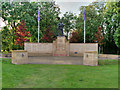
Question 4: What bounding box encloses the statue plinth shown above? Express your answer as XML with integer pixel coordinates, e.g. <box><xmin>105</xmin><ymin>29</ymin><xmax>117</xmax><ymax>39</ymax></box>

<box><xmin>53</xmin><ymin>36</ymin><xmax>69</xmax><ymax>56</ymax></box>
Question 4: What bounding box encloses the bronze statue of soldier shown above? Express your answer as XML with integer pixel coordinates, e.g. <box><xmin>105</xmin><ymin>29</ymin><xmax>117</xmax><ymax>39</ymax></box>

<box><xmin>57</xmin><ymin>17</ymin><xmax>64</xmax><ymax>36</ymax></box>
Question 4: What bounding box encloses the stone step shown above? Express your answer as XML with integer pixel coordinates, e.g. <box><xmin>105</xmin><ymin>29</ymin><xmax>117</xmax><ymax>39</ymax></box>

<box><xmin>28</xmin><ymin>56</ymin><xmax>83</xmax><ymax>65</ymax></box>
<box><xmin>53</xmin><ymin>54</ymin><xmax>67</xmax><ymax>56</ymax></box>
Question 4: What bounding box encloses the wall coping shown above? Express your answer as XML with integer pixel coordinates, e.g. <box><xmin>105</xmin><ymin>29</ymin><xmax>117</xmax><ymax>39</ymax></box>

<box><xmin>25</xmin><ymin>42</ymin><xmax>98</xmax><ymax>44</ymax></box>
<box><xmin>70</xmin><ymin>43</ymin><xmax>98</xmax><ymax>44</ymax></box>
<box><xmin>12</xmin><ymin>50</ymin><xmax>27</xmax><ymax>52</ymax></box>
<box><xmin>25</xmin><ymin>42</ymin><xmax>52</xmax><ymax>44</ymax></box>
<box><xmin>85</xmin><ymin>51</ymin><xmax>98</xmax><ymax>53</ymax></box>
<box><xmin>99</xmin><ymin>54</ymin><xmax>119</xmax><ymax>57</ymax></box>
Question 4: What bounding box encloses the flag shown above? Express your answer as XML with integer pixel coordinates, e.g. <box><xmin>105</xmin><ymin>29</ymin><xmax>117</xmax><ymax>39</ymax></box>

<box><xmin>38</xmin><ymin>8</ymin><xmax>39</xmax><ymax>22</ymax></box>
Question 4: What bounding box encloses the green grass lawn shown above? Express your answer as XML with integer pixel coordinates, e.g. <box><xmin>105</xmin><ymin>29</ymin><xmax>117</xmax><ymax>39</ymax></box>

<box><xmin>2</xmin><ymin>58</ymin><xmax>118</xmax><ymax>88</ymax></box>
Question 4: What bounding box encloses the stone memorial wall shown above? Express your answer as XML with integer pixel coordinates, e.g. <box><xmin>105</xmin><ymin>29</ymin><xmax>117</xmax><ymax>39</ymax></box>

<box><xmin>24</xmin><ymin>38</ymin><xmax>98</xmax><ymax>57</ymax></box>
<box><xmin>24</xmin><ymin>43</ymin><xmax>53</xmax><ymax>56</ymax></box>
<box><xmin>13</xmin><ymin>36</ymin><xmax>98</xmax><ymax>65</ymax></box>
<box><xmin>70</xmin><ymin>43</ymin><xmax>98</xmax><ymax>56</ymax></box>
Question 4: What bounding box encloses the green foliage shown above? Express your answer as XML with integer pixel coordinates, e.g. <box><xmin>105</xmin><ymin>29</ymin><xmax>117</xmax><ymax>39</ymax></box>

<box><xmin>61</xmin><ymin>12</ymin><xmax>76</xmax><ymax>39</ymax></box>
<box><xmin>2</xmin><ymin>26</ymin><xmax>13</xmax><ymax>53</ymax></box>
<box><xmin>103</xmin><ymin>1</ymin><xmax>120</xmax><ymax>53</ymax></box>
<box><xmin>103</xmin><ymin>2</ymin><xmax>117</xmax><ymax>43</ymax></box>
<box><xmin>114</xmin><ymin>26</ymin><xmax>120</xmax><ymax>48</ymax></box>
<box><xmin>1</xmin><ymin>1</ymin><xmax>120</xmax><ymax>54</ymax></box>
<box><xmin>1</xmin><ymin>1</ymin><xmax>60</xmax><ymax>52</ymax></box>
<box><xmin>113</xmin><ymin>1</ymin><xmax>120</xmax><ymax>48</ymax></box>
<box><xmin>76</xmin><ymin>2</ymin><xmax>105</xmax><ymax>43</ymax></box>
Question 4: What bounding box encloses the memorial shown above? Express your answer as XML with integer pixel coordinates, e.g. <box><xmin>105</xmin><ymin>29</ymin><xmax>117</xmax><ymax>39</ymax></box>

<box><xmin>12</xmin><ymin>37</ymin><xmax>98</xmax><ymax>66</ymax></box>
<box><xmin>12</xmin><ymin>20</ymin><xmax>98</xmax><ymax>66</ymax></box>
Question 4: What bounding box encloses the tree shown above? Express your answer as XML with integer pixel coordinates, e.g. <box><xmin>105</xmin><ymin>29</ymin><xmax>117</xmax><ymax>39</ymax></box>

<box><xmin>70</xmin><ymin>31</ymin><xmax>81</xmax><ymax>43</ymax></box>
<box><xmin>114</xmin><ymin>26</ymin><xmax>120</xmax><ymax>48</ymax></box>
<box><xmin>15</xmin><ymin>20</ymin><xmax>32</xmax><ymax>48</ymax></box>
<box><xmin>1</xmin><ymin>1</ymin><xmax>60</xmax><ymax>52</ymax></box>
<box><xmin>2</xmin><ymin>26</ymin><xmax>13</xmax><ymax>53</ymax></box>
<box><xmin>61</xmin><ymin>12</ymin><xmax>76</xmax><ymax>39</ymax></box>
<box><xmin>103</xmin><ymin>1</ymin><xmax>119</xmax><ymax>54</ymax></box>
<box><xmin>38</xmin><ymin>2</ymin><xmax>60</xmax><ymax>42</ymax></box>
<box><xmin>94</xmin><ymin>26</ymin><xmax>104</xmax><ymax>53</ymax></box>
<box><xmin>76</xmin><ymin>2</ymin><xmax>105</xmax><ymax>43</ymax></box>
<box><xmin>113</xmin><ymin>1</ymin><xmax>120</xmax><ymax>49</ymax></box>
<box><xmin>41</xmin><ymin>25</ymin><xmax>56</xmax><ymax>43</ymax></box>
<box><xmin>2</xmin><ymin>2</ymin><xmax>21</xmax><ymax>50</ymax></box>
<box><xmin>94</xmin><ymin>27</ymin><xmax>104</xmax><ymax>45</ymax></box>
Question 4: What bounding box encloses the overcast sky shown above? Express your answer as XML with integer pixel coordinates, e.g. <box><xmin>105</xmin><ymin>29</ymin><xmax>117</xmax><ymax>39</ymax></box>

<box><xmin>55</xmin><ymin>0</ymin><xmax>96</xmax><ymax>17</ymax></box>
<box><xmin>56</xmin><ymin>2</ymin><xmax>91</xmax><ymax>17</ymax></box>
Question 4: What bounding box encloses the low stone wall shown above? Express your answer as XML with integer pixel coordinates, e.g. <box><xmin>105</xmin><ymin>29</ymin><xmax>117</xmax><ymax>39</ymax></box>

<box><xmin>70</xmin><ymin>43</ymin><xmax>98</xmax><ymax>56</ymax></box>
<box><xmin>99</xmin><ymin>54</ymin><xmax>119</xmax><ymax>59</ymax></box>
<box><xmin>24</xmin><ymin>43</ymin><xmax>53</xmax><ymax>56</ymax></box>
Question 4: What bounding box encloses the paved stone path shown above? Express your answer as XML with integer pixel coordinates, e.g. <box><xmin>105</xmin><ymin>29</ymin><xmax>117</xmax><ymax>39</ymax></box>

<box><xmin>28</xmin><ymin>56</ymin><xmax>83</xmax><ymax>65</ymax></box>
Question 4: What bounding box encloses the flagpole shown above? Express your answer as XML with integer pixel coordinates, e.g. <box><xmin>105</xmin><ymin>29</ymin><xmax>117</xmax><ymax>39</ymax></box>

<box><xmin>38</xmin><ymin>7</ymin><xmax>40</xmax><ymax>43</ymax></box>
<box><xmin>84</xmin><ymin>7</ymin><xmax>86</xmax><ymax>43</ymax></box>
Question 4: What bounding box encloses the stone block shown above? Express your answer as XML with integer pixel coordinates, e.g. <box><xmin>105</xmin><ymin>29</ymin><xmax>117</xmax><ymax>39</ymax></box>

<box><xmin>83</xmin><ymin>51</ymin><xmax>98</xmax><ymax>66</ymax></box>
<box><xmin>12</xmin><ymin>50</ymin><xmax>28</xmax><ymax>64</ymax></box>
<box><xmin>70</xmin><ymin>43</ymin><xmax>98</xmax><ymax>56</ymax></box>
<box><xmin>53</xmin><ymin>36</ymin><xmax>69</xmax><ymax>56</ymax></box>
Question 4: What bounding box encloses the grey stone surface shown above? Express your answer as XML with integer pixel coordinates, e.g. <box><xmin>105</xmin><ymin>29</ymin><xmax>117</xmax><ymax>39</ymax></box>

<box><xmin>24</xmin><ymin>43</ymin><xmax>98</xmax><ymax>57</ymax></box>
<box><xmin>12</xmin><ymin>50</ymin><xmax>28</xmax><ymax>64</ymax></box>
<box><xmin>28</xmin><ymin>56</ymin><xmax>83</xmax><ymax>65</ymax></box>
<box><xmin>83</xmin><ymin>51</ymin><xmax>98</xmax><ymax>66</ymax></box>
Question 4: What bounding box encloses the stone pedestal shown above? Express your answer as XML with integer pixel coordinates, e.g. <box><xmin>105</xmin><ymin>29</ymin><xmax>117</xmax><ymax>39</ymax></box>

<box><xmin>53</xmin><ymin>36</ymin><xmax>69</xmax><ymax>56</ymax></box>
<box><xmin>83</xmin><ymin>51</ymin><xmax>98</xmax><ymax>66</ymax></box>
<box><xmin>12</xmin><ymin>50</ymin><xmax>28</xmax><ymax>64</ymax></box>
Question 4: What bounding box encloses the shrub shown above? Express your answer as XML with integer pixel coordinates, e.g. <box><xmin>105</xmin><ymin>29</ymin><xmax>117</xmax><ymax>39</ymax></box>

<box><xmin>42</xmin><ymin>25</ymin><xmax>56</xmax><ymax>43</ymax></box>
<box><xmin>70</xmin><ymin>31</ymin><xmax>81</xmax><ymax>43</ymax></box>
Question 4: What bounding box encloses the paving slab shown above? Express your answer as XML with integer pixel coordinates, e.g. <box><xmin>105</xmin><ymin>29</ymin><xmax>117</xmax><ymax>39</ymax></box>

<box><xmin>28</xmin><ymin>56</ymin><xmax>83</xmax><ymax>65</ymax></box>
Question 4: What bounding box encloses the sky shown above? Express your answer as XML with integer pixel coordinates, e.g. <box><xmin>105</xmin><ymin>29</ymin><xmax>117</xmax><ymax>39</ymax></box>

<box><xmin>55</xmin><ymin>0</ymin><xmax>96</xmax><ymax>16</ymax></box>
<box><xmin>56</xmin><ymin>2</ymin><xmax>94</xmax><ymax>17</ymax></box>
<box><xmin>55</xmin><ymin>0</ymin><xmax>97</xmax><ymax>17</ymax></box>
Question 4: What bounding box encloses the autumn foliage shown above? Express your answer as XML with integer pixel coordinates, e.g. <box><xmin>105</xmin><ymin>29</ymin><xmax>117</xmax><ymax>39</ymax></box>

<box><xmin>15</xmin><ymin>20</ymin><xmax>32</xmax><ymax>47</ymax></box>
<box><xmin>70</xmin><ymin>31</ymin><xmax>81</xmax><ymax>43</ymax></box>
<box><xmin>42</xmin><ymin>25</ymin><xmax>56</xmax><ymax>42</ymax></box>
<box><xmin>94</xmin><ymin>27</ymin><xmax>104</xmax><ymax>45</ymax></box>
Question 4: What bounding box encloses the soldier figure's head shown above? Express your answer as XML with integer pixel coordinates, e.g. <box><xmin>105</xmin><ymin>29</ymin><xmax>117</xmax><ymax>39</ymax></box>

<box><xmin>57</xmin><ymin>17</ymin><xmax>60</xmax><ymax>21</ymax></box>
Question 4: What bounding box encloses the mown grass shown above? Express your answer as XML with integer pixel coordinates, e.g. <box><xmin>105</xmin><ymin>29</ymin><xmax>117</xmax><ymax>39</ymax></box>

<box><xmin>2</xmin><ymin>58</ymin><xmax>118</xmax><ymax>88</ymax></box>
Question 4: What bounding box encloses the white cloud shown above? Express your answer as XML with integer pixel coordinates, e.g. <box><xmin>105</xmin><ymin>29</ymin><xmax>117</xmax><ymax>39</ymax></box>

<box><xmin>56</xmin><ymin>2</ymin><xmax>94</xmax><ymax>17</ymax></box>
